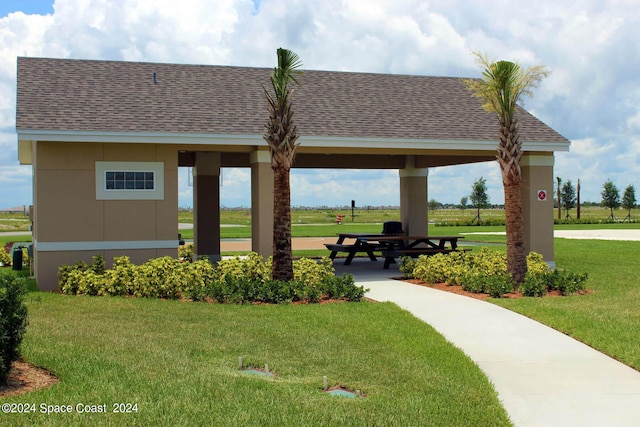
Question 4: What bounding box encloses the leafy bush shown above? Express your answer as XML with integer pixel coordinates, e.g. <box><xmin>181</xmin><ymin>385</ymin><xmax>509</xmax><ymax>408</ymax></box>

<box><xmin>0</xmin><ymin>247</ymin><xmax>11</xmax><ymax>266</ymax></box>
<box><xmin>0</xmin><ymin>275</ymin><xmax>28</xmax><ymax>384</ymax></box>
<box><xmin>215</xmin><ymin>253</ymin><xmax>271</xmax><ymax>284</ymax></box>
<box><xmin>460</xmin><ymin>270</ymin><xmax>514</xmax><ymax>298</ymax></box>
<box><xmin>399</xmin><ymin>257</ymin><xmax>418</xmax><ymax>278</ymax></box>
<box><xmin>58</xmin><ymin>261</ymin><xmax>89</xmax><ymax>295</ymax></box>
<box><xmin>178</xmin><ymin>244</ymin><xmax>194</xmax><ymax>262</ymax></box>
<box><xmin>544</xmin><ymin>270</ymin><xmax>589</xmax><ymax>296</ymax></box>
<box><xmin>294</xmin><ymin>256</ymin><xmax>334</xmax><ymax>286</ymax></box>
<box><xmin>322</xmin><ymin>274</ymin><xmax>366</xmax><ymax>301</ymax></box>
<box><xmin>520</xmin><ymin>270</ymin><xmax>588</xmax><ymax>297</ymax></box>
<box><xmin>520</xmin><ymin>273</ymin><xmax>548</xmax><ymax>297</ymax></box>
<box><xmin>483</xmin><ymin>274</ymin><xmax>515</xmax><ymax>298</ymax></box>
<box><xmin>459</xmin><ymin>271</ymin><xmax>486</xmax><ymax>293</ymax></box>
<box><xmin>90</xmin><ymin>254</ymin><xmax>106</xmax><ymax>275</ymax></box>
<box><xmin>403</xmin><ymin>247</ymin><xmax>584</xmax><ymax>298</ymax></box>
<box><xmin>102</xmin><ymin>256</ymin><xmax>137</xmax><ymax>296</ymax></box>
<box><xmin>58</xmin><ymin>253</ymin><xmax>368</xmax><ymax>304</ymax></box>
<box><xmin>412</xmin><ymin>253</ymin><xmax>452</xmax><ymax>284</ymax></box>
<box><xmin>411</xmin><ymin>248</ymin><xmax>507</xmax><ymax>286</ymax></box>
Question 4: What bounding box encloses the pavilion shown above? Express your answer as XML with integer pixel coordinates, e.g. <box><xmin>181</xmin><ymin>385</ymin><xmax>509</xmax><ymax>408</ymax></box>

<box><xmin>16</xmin><ymin>57</ymin><xmax>570</xmax><ymax>290</ymax></box>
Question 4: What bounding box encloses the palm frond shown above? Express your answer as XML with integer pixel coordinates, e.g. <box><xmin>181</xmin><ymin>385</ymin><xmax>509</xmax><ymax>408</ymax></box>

<box><xmin>465</xmin><ymin>51</ymin><xmax>549</xmax><ymax>123</ymax></box>
<box><xmin>270</xmin><ymin>48</ymin><xmax>303</xmax><ymax>100</ymax></box>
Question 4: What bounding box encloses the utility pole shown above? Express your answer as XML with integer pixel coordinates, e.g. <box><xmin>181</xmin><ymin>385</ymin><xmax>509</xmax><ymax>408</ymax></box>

<box><xmin>576</xmin><ymin>179</ymin><xmax>581</xmax><ymax>220</ymax></box>
<box><xmin>556</xmin><ymin>177</ymin><xmax>562</xmax><ymax>220</ymax></box>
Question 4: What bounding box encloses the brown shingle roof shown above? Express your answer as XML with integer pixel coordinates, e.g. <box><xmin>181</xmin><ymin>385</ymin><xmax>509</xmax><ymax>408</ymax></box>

<box><xmin>16</xmin><ymin>57</ymin><xmax>569</xmax><ymax>144</ymax></box>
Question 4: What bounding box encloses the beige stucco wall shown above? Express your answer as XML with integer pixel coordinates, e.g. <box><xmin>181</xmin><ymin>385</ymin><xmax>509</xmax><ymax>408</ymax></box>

<box><xmin>33</xmin><ymin>141</ymin><xmax>178</xmax><ymax>290</ymax></box>
<box><xmin>521</xmin><ymin>154</ymin><xmax>555</xmax><ymax>266</ymax></box>
<box><xmin>250</xmin><ymin>151</ymin><xmax>274</xmax><ymax>257</ymax></box>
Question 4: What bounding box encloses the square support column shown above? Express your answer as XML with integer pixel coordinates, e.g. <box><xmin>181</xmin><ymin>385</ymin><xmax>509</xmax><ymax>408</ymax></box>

<box><xmin>193</xmin><ymin>152</ymin><xmax>221</xmax><ymax>262</ymax></box>
<box><xmin>521</xmin><ymin>154</ymin><xmax>555</xmax><ymax>268</ymax></box>
<box><xmin>250</xmin><ymin>151</ymin><xmax>274</xmax><ymax>258</ymax></box>
<box><xmin>399</xmin><ymin>156</ymin><xmax>429</xmax><ymax>236</ymax></box>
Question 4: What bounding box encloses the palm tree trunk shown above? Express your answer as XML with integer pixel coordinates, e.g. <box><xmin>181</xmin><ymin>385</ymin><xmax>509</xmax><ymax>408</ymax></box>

<box><xmin>272</xmin><ymin>166</ymin><xmax>293</xmax><ymax>281</ymax></box>
<box><xmin>498</xmin><ymin>117</ymin><xmax>527</xmax><ymax>286</ymax></box>
<box><xmin>504</xmin><ymin>178</ymin><xmax>527</xmax><ymax>285</ymax></box>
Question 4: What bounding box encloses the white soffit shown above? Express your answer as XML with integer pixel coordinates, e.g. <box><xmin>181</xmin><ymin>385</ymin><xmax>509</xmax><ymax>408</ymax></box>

<box><xmin>17</xmin><ymin>130</ymin><xmax>571</xmax><ymax>152</ymax></box>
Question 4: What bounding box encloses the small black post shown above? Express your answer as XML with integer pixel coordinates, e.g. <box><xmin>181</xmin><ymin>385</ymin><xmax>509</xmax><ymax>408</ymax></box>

<box><xmin>351</xmin><ymin>200</ymin><xmax>355</xmax><ymax>222</ymax></box>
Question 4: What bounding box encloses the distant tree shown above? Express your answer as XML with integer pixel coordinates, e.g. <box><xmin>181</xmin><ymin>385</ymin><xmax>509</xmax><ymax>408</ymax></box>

<box><xmin>460</xmin><ymin>196</ymin><xmax>468</xmax><ymax>210</ymax></box>
<box><xmin>621</xmin><ymin>184</ymin><xmax>637</xmax><ymax>222</ymax></box>
<box><xmin>470</xmin><ymin>177</ymin><xmax>490</xmax><ymax>224</ymax></box>
<box><xmin>428</xmin><ymin>199</ymin><xmax>440</xmax><ymax>211</ymax></box>
<box><xmin>555</xmin><ymin>177</ymin><xmax>562</xmax><ymax>219</ymax></box>
<box><xmin>561</xmin><ymin>180</ymin><xmax>576</xmax><ymax>219</ymax></box>
<box><xmin>601</xmin><ymin>179</ymin><xmax>620</xmax><ymax>221</ymax></box>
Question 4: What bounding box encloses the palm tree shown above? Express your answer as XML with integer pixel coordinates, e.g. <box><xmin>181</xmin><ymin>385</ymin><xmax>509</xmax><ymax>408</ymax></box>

<box><xmin>465</xmin><ymin>52</ymin><xmax>549</xmax><ymax>284</ymax></box>
<box><xmin>263</xmin><ymin>48</ymin><xmax>303</xmax><ymax>281</ymax></box>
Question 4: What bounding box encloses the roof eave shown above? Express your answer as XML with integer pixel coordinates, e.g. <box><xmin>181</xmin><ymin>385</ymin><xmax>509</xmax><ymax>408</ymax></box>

<box><xmin>16</xmin><ymin>129</ymin><xmax>571</xmax><ymax>153</ymax></box>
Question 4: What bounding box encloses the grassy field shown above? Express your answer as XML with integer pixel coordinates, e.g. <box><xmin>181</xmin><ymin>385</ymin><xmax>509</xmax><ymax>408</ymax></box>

<box><xmin>0</xmin><ymin>212</ymin><xmax>31</xmax><ymax>232</ymax></box>
<box><xmin>0</xmin><ymin>281</ymin><xmax>511</xmax><ymax>426</ymax></box>
<box><xmin>179</xmin><ymin>206</ymin><xmax>639</xmax><ymax>225</ymax></box>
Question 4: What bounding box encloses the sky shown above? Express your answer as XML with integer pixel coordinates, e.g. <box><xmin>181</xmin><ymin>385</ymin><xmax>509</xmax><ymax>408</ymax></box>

<box><xmin>1</xmin><ymin>0</ymin><xmax>639</xmax><ymax>210</ymax></box>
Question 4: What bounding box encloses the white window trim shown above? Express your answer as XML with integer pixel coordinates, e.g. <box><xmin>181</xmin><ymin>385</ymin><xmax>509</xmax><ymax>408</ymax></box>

<box><xmin>96</xmin><ymin>161</ymin><xmax>164</xmax><ymax>200</ymax></box>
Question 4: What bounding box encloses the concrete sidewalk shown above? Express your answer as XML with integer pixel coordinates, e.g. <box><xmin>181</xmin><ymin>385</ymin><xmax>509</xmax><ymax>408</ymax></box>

<box><xmin>334</xmin><ymin>258</ymin><xmax>640</xmax><ymax>427</ymax></box>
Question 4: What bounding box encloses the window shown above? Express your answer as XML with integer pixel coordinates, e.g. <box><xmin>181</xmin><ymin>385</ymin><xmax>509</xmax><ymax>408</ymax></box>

<box><xmin>105</xmin><ymin>171</ymin><xmax>155</xmax><ymax>191</ymax></box>
<box><xmin>96</xmin><ymin>161</ymin><xmax>164</xmax><ymax>200</ymax></box>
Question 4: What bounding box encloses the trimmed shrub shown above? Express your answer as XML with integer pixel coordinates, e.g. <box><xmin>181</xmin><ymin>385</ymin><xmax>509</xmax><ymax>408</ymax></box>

<box><xmin>526</xmin><ymin>252</ymin><xmax>550</xmax><ymax>276</ymax></box>
<box><xmin>215</xmin><ymin>253</ymin><xmax>271</xmax><ymax>284</ymax></box>
<box><xmin>520</xmin><ymin>270</ymin><xmax>588</xmax><ymax>297</ymax></box>
<box><xmin>102</xmin><ymin>256</ymin><xmax>137</xmax><ymax>296</ymax></box>
<box><xmin>0</xmin><ymin>247</ymin><xmax>11</xmax><ymax>267</ymax></box>
<box><xmin>58</xmin><ymin>253</ymin><xmax>367</xmax><ymax>304</ymax></box>
<box><xmin>399</xmin><ymin>257</ymin><xmax>418</xmax><ymax>279</ymax></box>
<box><xmin>0</xmin><ymin>275</ymin><xmax>28</xmax><ymax>384</ymax></box>
<box><xmin>178</xmin><ymin>244</ymin><xmax>194</xmax><ymax>262</ymax></box>
<box><xmin>520</xmin><ymin>273</ymin><xmax>549</xmax><ymax>297</ymax></box>
<box><xmin>403</xmin><ymin>247</ymin><xmax>585</xmax><ymax>298</ymax></box>
<box><xmin>483</xmin><ymin>274</ymin><xmax>515</xmax><ymax>298</ymax></box>
<box><xmin>294</xmin><ymin>256</ymin><xmax>335</xmax><ymax>286</ymax></box>
<box><xmin>90</xmin><ymin>254</ymin><xmax>106</xmax><ymax>275</ymax></box>
<box><xmin>545</xmin><ymin>270</ymin><xmax>589</xmax><ymax>296</ymax></box>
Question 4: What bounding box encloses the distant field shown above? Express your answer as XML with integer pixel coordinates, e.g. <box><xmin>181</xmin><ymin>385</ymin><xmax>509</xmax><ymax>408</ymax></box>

<box><xmin>179</xmin><ymin>206</ymin><xmax>638</xmax><ymax>225</ymax></box>
<box><xmin>2</xmin><ymin>206</ymin><xmax>638</xmax><ymax>235</ymax></box>
<box><xmin>0</xmin><ymin>212</ymin><xmax>30</xmax><ymax>231</ymax></box>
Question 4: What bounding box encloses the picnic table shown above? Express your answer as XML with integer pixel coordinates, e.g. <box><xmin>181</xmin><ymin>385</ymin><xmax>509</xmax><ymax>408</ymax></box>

<box><xmin>324</xmin><ymin>233</ymin><xmax>385</xmax><ymax>265</ymax></box>
<box><xmin>325</xmin><ymin>233</ymin><xmax>464</xmax><ymax>268</ymax></box>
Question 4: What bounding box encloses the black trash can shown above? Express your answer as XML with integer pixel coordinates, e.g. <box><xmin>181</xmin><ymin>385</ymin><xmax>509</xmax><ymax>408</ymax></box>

<box><xmin>12</xmin><ymin>247</ymin><xmax>23</xmax><ymax>271</ymax></box>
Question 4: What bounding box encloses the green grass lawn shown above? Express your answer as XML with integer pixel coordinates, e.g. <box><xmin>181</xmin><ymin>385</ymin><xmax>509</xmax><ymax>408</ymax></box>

<box><xmin>1</xmin><ymin>292</ymin><xmax>511</xmax><ymax>426</ymax></box>
<box><xmin>3</xmin><ymin>214</ymin><xmax>640</xmax><ymax>425</ymax></box>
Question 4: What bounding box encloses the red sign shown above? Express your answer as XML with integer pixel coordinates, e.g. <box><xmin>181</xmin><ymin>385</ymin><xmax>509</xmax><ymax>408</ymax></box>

<box><xmin>537</xmin><ymin>190</ymin><xmax>547</xmax><ymax>201</ymax></box>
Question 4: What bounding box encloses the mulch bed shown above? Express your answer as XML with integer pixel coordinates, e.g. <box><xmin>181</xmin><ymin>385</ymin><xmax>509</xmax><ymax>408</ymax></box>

<box><xmin>401</xmin><ymin>278</ymin><xmax>568</xmax><ymax>300</ymax></box>
<box><xmin>0</xmin><ymin>359</ymin><xmax>58</xmax><ymax>397</ymax></box>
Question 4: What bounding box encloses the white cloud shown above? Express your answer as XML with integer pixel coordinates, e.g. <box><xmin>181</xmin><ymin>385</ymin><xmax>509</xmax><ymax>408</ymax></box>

<box><xmin>1</xmin><ymin>0</ymin><xmax>639</xmax><ymax>208</ymax></box>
